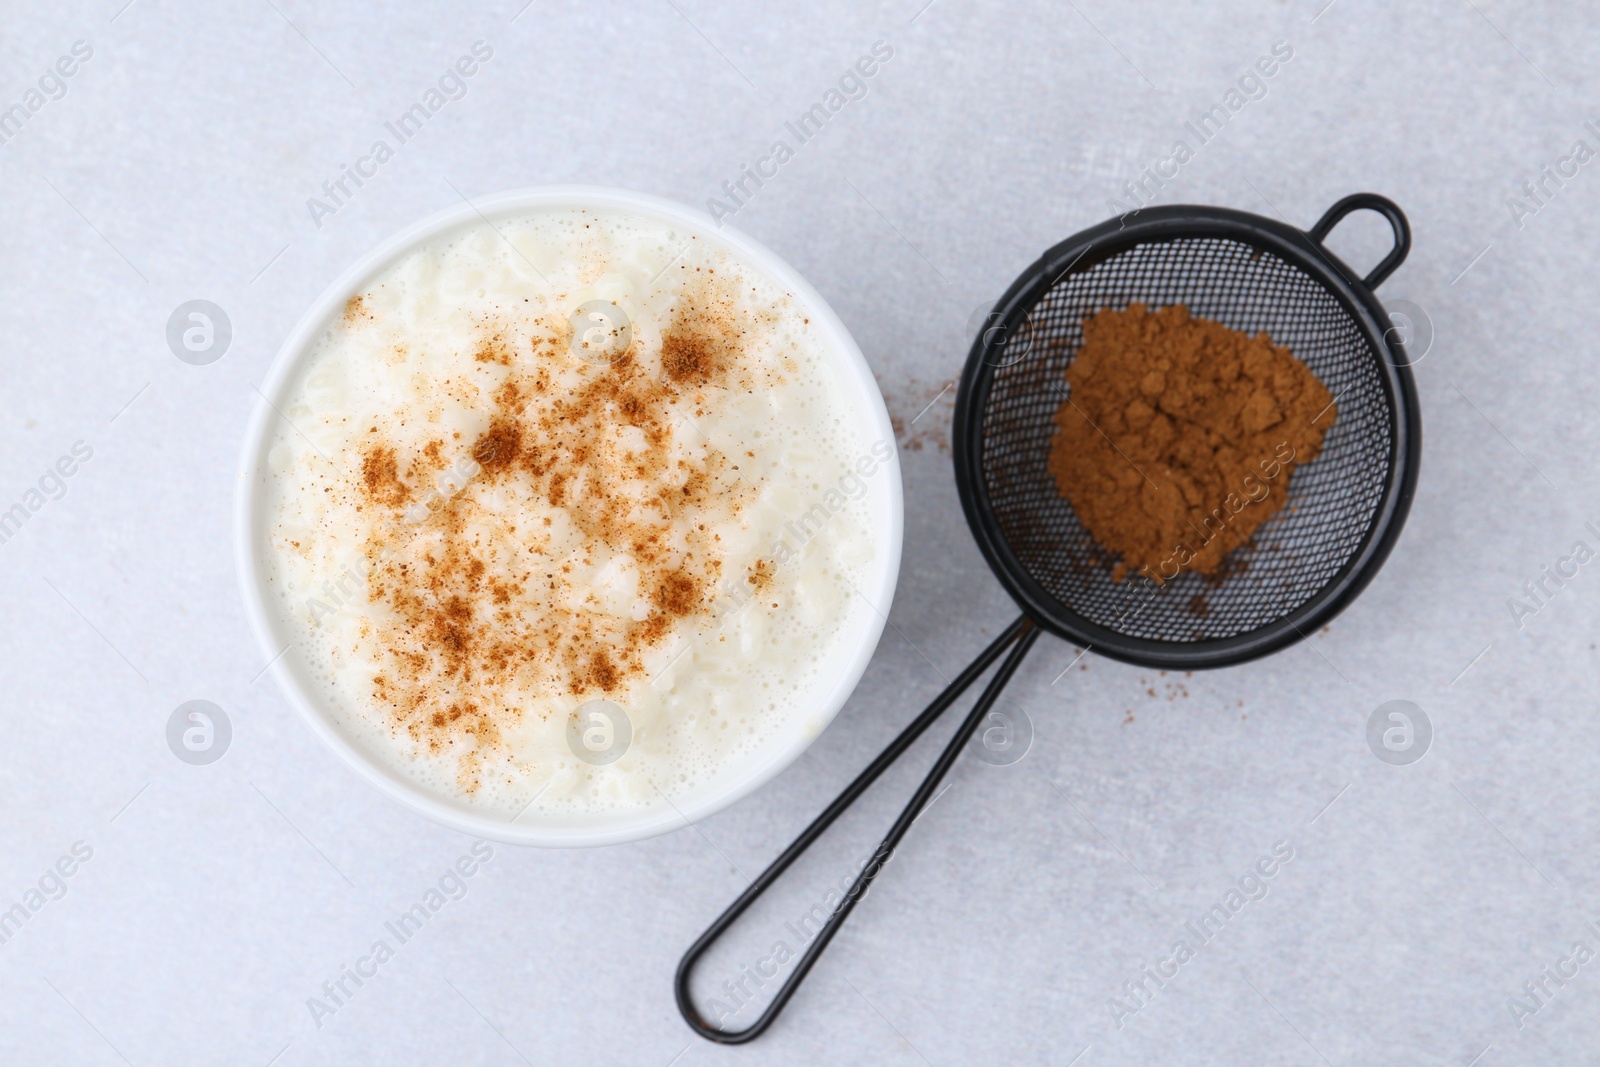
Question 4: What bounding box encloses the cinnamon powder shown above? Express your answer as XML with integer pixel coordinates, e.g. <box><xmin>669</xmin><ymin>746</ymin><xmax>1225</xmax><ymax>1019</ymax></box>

<box><xmin>1048</xmin><ymin>303</ymin><xmax>1335</xmax><ymax>583</ymax></box>
<box><xmin>345</xmin><ymin>271</ymin><xmax>774</xmax><ymax>793</ymax></box>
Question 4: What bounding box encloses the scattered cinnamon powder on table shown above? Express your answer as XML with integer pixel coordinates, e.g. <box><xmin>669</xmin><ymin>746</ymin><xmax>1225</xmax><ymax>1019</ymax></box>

<box><xmin>1048</xmin><ymin>303</ymin><xmax>1334</xmax><ymax>583</ymax></box>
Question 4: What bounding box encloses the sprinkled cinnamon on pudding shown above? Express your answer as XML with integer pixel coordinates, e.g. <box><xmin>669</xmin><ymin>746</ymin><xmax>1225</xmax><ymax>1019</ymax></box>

<box><xmin>263</xmin><ymin>208</ymin><xmax>890</xmax><ymax>817</ymax></box>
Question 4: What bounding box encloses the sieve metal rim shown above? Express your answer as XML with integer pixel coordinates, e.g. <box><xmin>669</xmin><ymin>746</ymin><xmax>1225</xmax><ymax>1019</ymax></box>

<box><xmin>952</xmin><ymin>199</ymin><xmax>1422</xmax><ymax>669</ymax></box>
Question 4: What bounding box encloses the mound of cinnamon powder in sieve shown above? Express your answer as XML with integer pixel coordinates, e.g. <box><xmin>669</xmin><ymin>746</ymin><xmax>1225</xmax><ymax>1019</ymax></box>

<box><xmin>1048</xmin><ymin>303</ymin><xmax>1335</xmax><ymax>583</ymax></box>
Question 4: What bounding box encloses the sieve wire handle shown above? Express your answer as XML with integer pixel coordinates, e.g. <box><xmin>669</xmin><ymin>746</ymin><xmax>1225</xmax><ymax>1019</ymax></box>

<box><xmin>1307</xmin><ymin>193</ymin><xmax>1412</xmax><ymax>290</ymax></box>
<box><xmin>674</xmin><ymin>615</ymin><xmax>1040</xmax><ymax>1044</ymax></box>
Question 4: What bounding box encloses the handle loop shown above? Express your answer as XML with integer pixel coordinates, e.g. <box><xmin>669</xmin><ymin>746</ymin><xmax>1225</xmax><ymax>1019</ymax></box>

<box><xmin>675</xmin><ymin>616</ymin><xmax>1039</xmax><ymax>1043</ymax></box>
<box><xmin>1307</xmin><ymin>192</ymin><xmax>1411</xmax><ymax>290</ymax></box>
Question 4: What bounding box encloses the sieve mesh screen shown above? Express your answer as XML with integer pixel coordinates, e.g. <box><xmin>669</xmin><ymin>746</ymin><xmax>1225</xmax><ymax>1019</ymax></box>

<box><xmin>980</xmin><ymin>235</ymin><xmax>1393</xmax><ymax>643</ymax></box>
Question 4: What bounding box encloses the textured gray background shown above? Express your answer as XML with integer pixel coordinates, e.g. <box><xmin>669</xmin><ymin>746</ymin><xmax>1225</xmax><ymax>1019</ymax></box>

<box><xmin>1</xmin><ymin>0</ymin><xmax>1597</xmax><ymax>1064</ymax></box>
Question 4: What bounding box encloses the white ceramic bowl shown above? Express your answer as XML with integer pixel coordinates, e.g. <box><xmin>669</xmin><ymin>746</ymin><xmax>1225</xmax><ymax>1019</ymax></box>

<box><xmin>235</xmin><ymin>186</ymin><xmax>902</xmax><ymax>847</ymax></box>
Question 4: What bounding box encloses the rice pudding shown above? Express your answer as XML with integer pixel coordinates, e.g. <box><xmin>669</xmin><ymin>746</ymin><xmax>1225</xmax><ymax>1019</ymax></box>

<box><xmin>260</xmin><ymin>206</ymin><xmax>890</xmax><ymax>822</ymax></box>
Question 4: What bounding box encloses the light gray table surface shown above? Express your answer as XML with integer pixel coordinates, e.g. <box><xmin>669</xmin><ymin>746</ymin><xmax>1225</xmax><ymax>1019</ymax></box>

<box><xmin>3</xmin><ymin>0</ymin><xmax>1598</xmax><ymax>1064</ymax></box>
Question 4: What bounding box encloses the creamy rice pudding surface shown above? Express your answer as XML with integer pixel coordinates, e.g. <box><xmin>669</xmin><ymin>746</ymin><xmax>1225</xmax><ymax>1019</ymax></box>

<box><xmin>262</xmin><ymin>208</ymin><xmax>886</xmax><ymax>820</ymax></box>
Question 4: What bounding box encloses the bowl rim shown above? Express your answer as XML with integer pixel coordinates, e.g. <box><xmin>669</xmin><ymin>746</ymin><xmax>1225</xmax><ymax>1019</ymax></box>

<box><xmin>233</xmin><ymin>185</ymin><xmax>903</xmax><ymax>847</ymax></box>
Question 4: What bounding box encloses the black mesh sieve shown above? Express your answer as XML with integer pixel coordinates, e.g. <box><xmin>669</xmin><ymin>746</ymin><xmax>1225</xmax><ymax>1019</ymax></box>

<box><xmin>676</xmin><ymin>196</ymin><xmax>1422</xmax><ymax>1046</ymax></box>
<box><xmin>954</xmin><ymin>197</ymin><xmax>1422</xmax><ymax>668</ymax></box>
